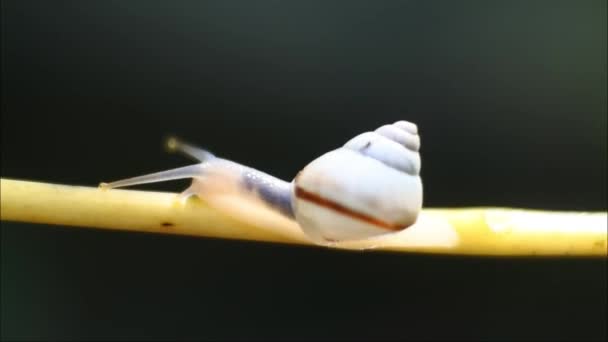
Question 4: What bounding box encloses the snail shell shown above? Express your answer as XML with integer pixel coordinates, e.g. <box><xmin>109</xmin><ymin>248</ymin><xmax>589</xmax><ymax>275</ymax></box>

<box><xmin>292</xmin><ymin>121</ymin><xmax>422</xmax><ymax>243</ymax></box>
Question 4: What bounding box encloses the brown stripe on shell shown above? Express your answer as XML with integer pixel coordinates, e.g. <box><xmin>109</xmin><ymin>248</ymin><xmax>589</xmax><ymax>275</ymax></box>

<box><xmin>294</xmin><ymin>186</ymin><xmax>405</xmax><ymax>232</ymax></box>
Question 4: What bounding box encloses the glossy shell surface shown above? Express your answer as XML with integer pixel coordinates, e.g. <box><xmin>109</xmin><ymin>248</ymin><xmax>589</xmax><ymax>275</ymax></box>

<box><xmin>292</xmin><ymin>121</ymin><xmax>422</xmax><ymax>243</ymax></box>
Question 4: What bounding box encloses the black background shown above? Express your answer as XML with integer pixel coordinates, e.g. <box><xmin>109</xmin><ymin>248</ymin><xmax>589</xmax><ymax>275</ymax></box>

<box><xmin>1</xmin><ymin>0</ymin><xmax>607</xmax><ymax>340</ymax></box>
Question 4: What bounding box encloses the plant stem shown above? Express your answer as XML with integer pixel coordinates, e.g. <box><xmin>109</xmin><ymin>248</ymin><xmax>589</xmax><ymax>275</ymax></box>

<box><xmin>1</xmin><ymin>178</ymin><xmax>606</xmax><ymax>256</ymax></box>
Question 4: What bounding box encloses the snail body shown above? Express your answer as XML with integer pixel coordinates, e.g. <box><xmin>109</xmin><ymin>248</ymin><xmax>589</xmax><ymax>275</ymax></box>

<box><xmin>102</xmin><ymin>121</ymin><xmax>422</xmax><ymax>244</ymax></box>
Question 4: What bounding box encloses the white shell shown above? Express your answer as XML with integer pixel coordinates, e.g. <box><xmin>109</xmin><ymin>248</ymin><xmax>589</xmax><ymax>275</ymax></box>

<box><xmin>292</xmin><ymin>121</ymin><xmax>422</xmax><ymax>243</ymax></box>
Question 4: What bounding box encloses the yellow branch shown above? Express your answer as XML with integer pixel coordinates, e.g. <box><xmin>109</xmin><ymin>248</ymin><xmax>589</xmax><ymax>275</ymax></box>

<box><xmin>1</xmin><ymin>178</ymin><xmax>606</xmax><ymax>256</ymax></box>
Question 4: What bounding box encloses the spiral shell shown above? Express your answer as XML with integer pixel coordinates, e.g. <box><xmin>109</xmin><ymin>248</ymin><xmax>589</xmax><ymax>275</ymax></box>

<box><xmin>292</xmin><ymin>121</ymin><xmax>423</xmax><ymax>243</ymax></box>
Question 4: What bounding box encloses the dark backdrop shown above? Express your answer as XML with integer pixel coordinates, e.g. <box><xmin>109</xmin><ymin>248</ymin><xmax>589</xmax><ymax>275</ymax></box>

<box><xmin>1</xmin><ymin>0</ymin><xmax>606</xmax><ymax>340</ymax></box>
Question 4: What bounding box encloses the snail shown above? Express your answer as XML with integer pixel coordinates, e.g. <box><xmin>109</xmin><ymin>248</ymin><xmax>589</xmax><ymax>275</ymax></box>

<box><xmin>101</xmin><ymin>120</ymin><xmax>422</xmax><ymax>245</ymax></box>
